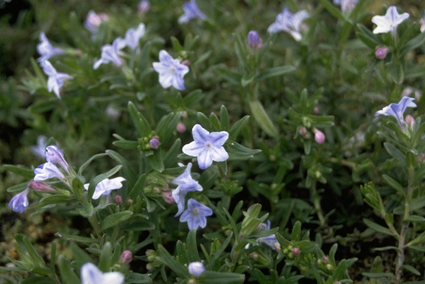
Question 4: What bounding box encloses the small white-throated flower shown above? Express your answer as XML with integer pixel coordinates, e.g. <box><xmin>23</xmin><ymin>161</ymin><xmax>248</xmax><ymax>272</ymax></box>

<box><xmin>375</xmin><ymin>97</ymin><xmax>417</xmax><ymax>129</ymax></box>
<box><xmin>37</xmin><ymin>32</ymin><xmax>64</xmax><ymax>63</ymax></box>
<box><xmin>80</xmin><ymin>263</ymin><xmax>124</xmax><ymax>284</ymax></box>
<box><xmin>178</xmin><ymin>0</ymin><xmax>206</xmax><ymax>24</ymax></box>
<box><xmin>268</xmin><ymin>8</ymin><xmax>310</xmax><ymax>41</ymax></box>
<box><xmin>182</xmin><ymin>124</ymin><xmax>229</xmax><ymax>170</ymax></box>
<box><xmin>41</xmin><ymin>60</ymin><xmax>72</xmax><ymax>99</ymax></box>
<box><xmin>84</xmin><ymin>177</ymin><xmax>126</xmax><ymax>200</ymax></box>
<box><xmin>93</xmin><ymin>37</ymin><xmax>125</xmax><ymax>69</ymax></box>
<box><xmin>8</xmin><ymin>188</ymin><xmax>30</xmax><ymax>213</ymax></box>
<box><xmin>152</xmin><ymin>50</ymin><xmax>189</xmax><ymax>90</ymax></box>
<box><xmin>371</xmin><ymin>6</ymin><xmax>409</xmax><ymax>37</ymax></box>
<box><xmin>179</xmin><ymin>198</ymin><xmax>212</xmax><ymax>230</ymax></box>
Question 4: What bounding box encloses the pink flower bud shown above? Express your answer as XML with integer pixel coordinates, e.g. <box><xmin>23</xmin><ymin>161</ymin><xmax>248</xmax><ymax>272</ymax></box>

<box><xmin>28</xmin><ymin>180</ymin><xmax>56</xmax><ymax>192</ymax></box>
<box><xmin>314</xmin><ymin>106</ymin><xmax>319</xmax><ymax>114</ymax></box>
<box><xmin>375</xmin><ymin>46</ymin><xmax>389</xmax><ymax>60</ymax></box>
<box><xmin>322</xmin><ymin>256</ymin><xmax>329</xmax><ymax>263</ymax></box>
<box><xmin>181</xmin><ymin>60</ymin><xmax>190</xmax><ymax>66</ymax></box>
<box><xmin>405</xmin><ymin>115</ymin><xmax>415</xmax><ymax>127</ymax></box>
<box><xmin>314</xmin><ymin>129</ymin><xmax>325</xmax><ymax>144</ymax></box>
<box><xmin>162</xmin><ymin>192</ymin><xmax>175</xmax><ymax>204</ymax></box>
<box><xmin>138</xmin><ymin>0</ymin><xmax>150</xmax><ymax>14</ymax></box>
<box><xmin>299</xmin><ymin>126</ymin><xmax>307</xmax><ymax>136</ymax></box>
<box><xmin>291</xmin><ymin>248</ymin><xmax>301</xmax><ymax>256</ymax></box>
<box><xmin>114</xmin><ymin>195</ymin><xmax>123</xmax><ymax>206</ymax></box>
<box><xmin>119</xmin><ymin>250</ymin><xmax>132</xmax><ymax>264</ymax></box>
<box><xmin>176</xmin><ymin>122</ymin><xmax>186</xmax><ymax>133</ymax></box>
<box><xmin>149</xmin><ymin>136</ymin><xmax>161</xmax><ymax>149</ymax></box>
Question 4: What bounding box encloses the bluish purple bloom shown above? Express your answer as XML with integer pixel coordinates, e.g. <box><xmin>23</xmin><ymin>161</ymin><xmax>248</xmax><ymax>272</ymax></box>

<box><xmin>123</xmin><ymin>23</ymin><xmax>145</xmax><ymax>50</ymax></box>
<box><xmin>375</xmin><ymin>97</ymin><xmax>417</xmax><ymax>128</ymax></box>
<box><xmin>179</xmin><ymin>198</ymin><xmax>213</xmax><ymax>230</ymax></box>
<box><xmin>371</xmin><ymin>6</ymin><xmax>409</xmax><ymax>37</ymax></box>
<box><xmin>268</xmin><ymin>8</ymin><xmax>310</xmax><ymax>41</ymax></box>
<box><xmin>172</xmin><ymin>163</ymin><xmax>203</xmax><ymax>216</ymax></box>
<box><xmin>182</xmin><ymin>124</ymin><xmax>229</xmax><ymax>170</ymax></box>
<box><xmin>149</xmin><ymin>136</ymin><xmax>161</xmax><ymax>149</ymax></box>
<box><xmin>30</xmin><ymin>135</ymin><xmax>47</xmax><ymax>159</ymax></box>
<box><xmin>333</xmin><ymin>0</ymin><xmax>358</xmax><ymax>12</ymax></box>
<box><xmin>152</xmin><ymin>50</ymin><xmax>189</xmax><ymax>90</ymax></box>
<box><xmin>8</xmin><ymin>188</ymin><xmax>30</xmax><ymax>213</ymax></box>
<box><xmin>247</xmin><ymin>30</ymin><xmax>263</xmax><ymax>48</ymax></box>
<box><xmin>46</xmin><ymin>145</ymin><xmax>69</xmax><ymax>173</ymax></box>
<box><xmin>34</xmin><ymin>162</ymin><xmax>65</xmax><ymax>182</ymax></box>
<box><xmin>81</xmin><ymin>263</ymin><xmax>124</xmax><ymax>284</ymax></box>
<box><xmin>256</xmin><ymin>221</ymin><xmax>280</xmax><ymax>251</ymax></box>
<box><xmin>93</xmin><ymin>38</ymin><xmax>125</xmax><ymax>69</ymax></box>
<box><xmin>188</xmin><ymin>261</ymin><xmax>205</xmax><ymax>277</ymax></box>
<box><xmin>178</xmin><ymin>0</ymin><xmax>206</xmax><ymax>24</ymax></box>
<box><xmin>84</xmin><ymin>177</ymin><xmax>126</xmax><ymax>200</ymax></box>
<box><xmin>138</xmin><ymin>0</ymin><xmax>150</xmax><ymax>14</ymax></box>
<box><xmin>41</xmin><ymin>60</ymin><xmax>72</xmax><ymax>99</ymax></box>
<box><xmin>37</xmin><ymin>32</ymin><xmax>64</xmax><ymax>63</ymax></box>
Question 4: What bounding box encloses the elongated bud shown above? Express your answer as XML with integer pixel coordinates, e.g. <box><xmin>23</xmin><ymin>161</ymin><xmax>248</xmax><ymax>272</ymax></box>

<box><xmin>162</xmin><ymin>192</ymin><xmax>175</xmax><ymax>204</ymax></box>
<box><xmin>114</xmin><ymin>195</ymin><xmax>123</xmax><ymax>206</ymax></box>
<box><xmin>375</xmin><ymin>46</ymin><xmax>389</xmax><ymax>60</ymax></box>
<box><xmin>247</xmin><ymin>30</ymin><xmax>263</xmax><ymax>48</ymax></box>
<box><xmin>28</xmin><ymin>180</ymin><xmax>56</xmax><ymax>192</ymax></box>
<box><xmin>119</xmin><ymin>250</ymin><xmax>132</xmax><ymax>264</ymax></box>
<box><xmin>149</xmin><ymin>136</ymin><xmax>161</xmax><ymax>149</ymax></box>
<box><xmin>314</xmin><ymin>128</ymin><xmax>325</xmax><ymax>144</ymax></box>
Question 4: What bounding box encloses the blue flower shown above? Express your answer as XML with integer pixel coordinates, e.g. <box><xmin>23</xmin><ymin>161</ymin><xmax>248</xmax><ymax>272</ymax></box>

<box><xmin>93</xmin><ymin>37</ymin><xmax>125</xmax><ymax>69</ymax></box>
<box><xmin>375</xmin><ymin>97</ymin><xmax>417</xmax><ymax>128</ymax></box>
<box><xmin>123</xmin><ymin>23</ymin><xmax>145</xmax><ymax>50</ymax></box>
<box><xmin>182</xmin><ymin>124</ymin><xmax>229</xmax><ymax>170</ymax></box>
<box><xmin>34</xmin><ymin>162</ymin><xmax>65</xmax><ymax>182</ymax></box>
<box><xmin>179</xmin><ymin>198</ymin><xmax>213</xmax><ymax>230</ymax></box>
<box><xmin>37</xmin><ymin>32</ymin><xmax>64</xmax><ymax>63</ymax></box>
<box><xmin>8</xmin><ymin>188</ymin><xmax>30</xmax><ymax>213</ymax></box>
<box><xmin>256</xmin><ymin>221</ymin><xmax>281</xmax><ymax>251</ymax></box>
<box><xmin>152</xmin><ymin>50</ymin><xmax>189</xmax><ymax>90</ymax></box>
<box><xmin>247</xmin><ymin>30</ymin><xmax>263</xmax><ymax>48</ymax></box>
<box><xmin>188</xmin><ymin>261</ymin><xmax>205</xmax><ymax>277</ymax></box>
<box><xmin>46</xmin><ymin>145</ymin><xmax>70</xmax><ymax>173</ymax></box>
<box><xmin>371</xmin><ymin>6</ymin><xmax>409</xmax><ymax>37</ymax></box>
<box><xmin>268</xmin><ymin>8</ymin><xmax>310</xmax><ymax>41</ymax></box>
<box><xmin>30</xmin><ymin>135</ymin><xmax>47</xmax><ymax>159</ymax></box>
<box><xmin>178</xmin><ymin>0</ymin><xmax>206</xmax><ymax>24</ymax></box>
<box><xmin>84</xmin><ymin>177</ymin><xmax>126</xmax><ymax>200</ymax></box>
<box><xmin>41</xmin><ymin>61</ymin><xmax>72</xmax><ymax>99</ymax></box>
<box><xmin>172</xmin><ymin>163</ymin><xmax>203</xmax><ymax>216</ymax></box>
<box><xmin>333</xmin><ymin>0</ymin><xmax>358</xmax><ymax>12</ymax></box>
<box><xmin>81</xmin><ymin>263</ymin><xmax>124</xmax><ymax>284</ymax></box>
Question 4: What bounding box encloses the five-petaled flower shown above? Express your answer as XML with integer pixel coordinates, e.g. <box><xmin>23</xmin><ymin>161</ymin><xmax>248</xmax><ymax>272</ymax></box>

<box><xmin>37</xmin><ymin>32</ymin><xmax>64</xmax><ymax>63</ymax></box>
<box><xmin>80</xmin><ymin>263</ymin><xmax>124</xmax><ymax>284</ymax></box>
<box><xmin>268</xmin><ymin>8</ymin><xmax>310</xmax><ymax>41</ymax></box>
<box><xmin>182</xmin><ymin>124</ymin><xmax>229</xmax><ymax>170</ymax></box>
<box><xmin>179</xmin><ymin>198</ymin><xmax>213</xmax><ymax>230</ymax></box>
<box><xmin>123</xmin><ymin>23</ymin><xmax>145</xmax><ymax>50</ymax></box>
<box><xmin>375</xmin><ymin>97</ymin><xmax>417</xmax><ymax>129</ymax></box>
<box><xmin>152</xmin><ymin>50</ymin><xmax>189</xmax><ymax>90</ymax></box>
<box><xmin>34</xmin><ymin>162</ymin><xmax>65</xmax><ymax>182</ymax></box>
<box><xmin>41</xmin><ymin>60</ymin><xmax>72</xmax><ymax>99</ymax></box>
<box><xmin>371</xmin><ymin>6</ymin><xmax>409</xmax><ymax>37</ymax></box>
<box><xmin>178</xmin><ymin>0</ymin><xmax>206</xmax><ymax>24</ymax></box>
<box><xmin>333</xmin><ymin>0</ymin><xmax>358</xmax><ymax>12</ymax></box>
<box><xmin>84</xmin><ymin>177</ymin><xmax>126</xmax><ymax>200</ymax></box>
<box><xmin>188</xmin><ymin>261</ymin><xmax>206</xmax><ymax>277</ymax></box>
<box><xmin>8</xmin><ymin>188</ymin><xmax>30</xmax><ymax>213</ymax></box>
<box><xmin>172</xmin><ymin>163</ymin><xmax>203</xmax><ymax>216</ymax></box>
<box><xmin>93</xmin><ymin>37</ymin><xmax>125</xmax><ymax>69</ymax></box>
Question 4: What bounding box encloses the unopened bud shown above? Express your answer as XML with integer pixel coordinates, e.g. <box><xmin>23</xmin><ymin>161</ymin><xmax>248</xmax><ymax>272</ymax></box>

<box><xmin>299</xmin><ymin>126</ymin><xmax>307</xmax><ymax>136</ymax></box>
<box><xmin>375</xmin><ymin>46</ymin><xmax>389</xmax><ymax>60</ymax></box>
<box><xmin>146</xmin><ymin>263</ymin><xmax>154</xmax><ymax>271</ymax></box>
<box><xmin>247</xmin><ymin>30</ymin><xmax>263</xmax><ymax>49</ymax></box>
<box><xmin>291</xmin><ymin>248</ymin><xmax>301</xmax><ymax>256</ymax></box>
<box><xmin>188</xmin><ymin>261</ymin><xmax>205</xmax><ymax>277</ymax></box>
<box><xmin>322</xmin><ymin>256</ymin><xmax>329</xmax><ymax>263</ymax></box>
<box><xmin>114</xmin><ymin>195</ymin><xmax>123</xmax><ymax>206</ymax></box>
<box><xmin>138</xmin><ymin>0</ymin><xmax>150</xmax><ymax>14</ymax></box>
<box><xmin>248</xmin><ymin>252</ymin><xmax>259</xmax><ymax>260</ymax></box>
<box><xmin>127</xmin><ymin>199</ymin><xmax>133</xmax><ymax>206</ymax></box>
<box><xmin>162</xmin><ymin>192</ymin><xmax>175</xmax><ymax>204</ymax></box>
<box><xmin>314</xmin><ymin>106</ymin><xmax>319</xmax><ymax>114</ymax></box>
<box><xmin>405</xmin><ymin>115</ymin><xmax>415</xmax><ymax>127</ymax></box>
<box><xmin>181</xmin><ymin>60</ymin><xmax>190</xmax><ymax>66</ymax></box>
<box><xmin>314</xmin><ymin>128</ymin><xmax>325</xmax><ymax>144</ymax></box>
<box><xmin>176</xmin><ymin>122</ymin><xmax>186</xmax><ymax>133</ymax></box>
<box><xmin>28</xmin><ymin>180</ymin><xmax>56</xmax><ymax>192</ymax></box>
<box><xmin>119</xmin><ymin>250</ymin><xmax>132</xmax><ymax>264</ymax></box>
<box><xmin>149</xmin><ymin>136</ymin><xmax>161</xmax><ymax>149</ymax></box>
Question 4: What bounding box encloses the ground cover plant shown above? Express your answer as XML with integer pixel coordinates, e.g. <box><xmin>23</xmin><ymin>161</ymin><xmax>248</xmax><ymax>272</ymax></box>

<box><xmin>1</xmin><ymin>0</ymin><xmax>425</xmax><ymax>283</ymax></box>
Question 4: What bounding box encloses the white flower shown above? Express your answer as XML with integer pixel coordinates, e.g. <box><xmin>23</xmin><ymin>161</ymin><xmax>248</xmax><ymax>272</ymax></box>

<box><xmin>80</xmin><ymin>263</ymin><xmax>124</xmax><ymax>284</ymax></box>
<box><xmin>371</xmin><ymin>6</ymin><xmax>409</xmax><ymax>37</ymax></box>
<box><xmin>123</xmin><ymin>23</ymin><xmax>145</xmax><ymax>50</ymax></box>
<box><xmin>152</xmin><ymin>50</ymin><xmax>189</xmax><ymax>90</ymax></box>
<box><xmin>93</xmin><ymin>37</ymin><xmax>126</xmax><ymax>69</ymax></box>
<box><xmin>84</xmin><ymin>177</ymin><xmax>126</xmax><ymax>200</ymax></box>
<box><xmin>41</xmin><ymin>61</ymin><xmax>72</xmax><ymax>99</ymax></box>
<box><xmin>268</xmin><ymin>8</ymin><xmax>310</xmax><ymax>41</ymax></box>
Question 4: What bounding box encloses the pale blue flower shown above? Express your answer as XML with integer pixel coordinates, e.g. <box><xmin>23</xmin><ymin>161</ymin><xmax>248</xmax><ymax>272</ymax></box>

<box><xmin>268</xmin><ymin>8</ymin><xmax>310</xmax><ymax>41</ymax></box>
<box><xmin>179</xmin><ymin>198</ymin><xmax>213</xmax><ymax>230</ymax></box>
<box><xmin>30</xmin><ymin>135</ymin><xmax>47</xmax><ymax>159</ymax></box>
<box><xmin>46</xmin><ymin>145</ymin><xmax>69</xmax><ymax>173</ymax></box>
<box><xmin>81</xmin><ymin>263</ymin><xmax>124</xmax><ymax>284</ymax></box>
<box><xmin>93</xmin><ymin>38</ymin><xmax>125</xmax><ymax>69</ymax></box>
<box><xmin>84</xmin><ymin>177</ymin><xmax>126</xmax><ymax>200</ymax></box>
<box><xmin>375</xmin><ymin>97</ymin><xmax>417</xmax><ymax>128</ymax></box>
<box><xmin>41</xmin><ymin>60</ymin><xmax>72</xmax><ymax>99</ymax></box>
<box><xmin>172</xmin><ymin>163</ymin><xmax>203</xmax><ymax>216</ymax></box>
<box><xmin>37</xmin><ymin>32</ymin><xmax>64</xmax><ymax>63</ymax></box>
<box><xmin>371</xmin><ymin>6</ymin><xmax>409</xmax><ymax>37</ymax></box>
<box><xmin>178</xmin><ymin>0</ymin><xmax>206</xmax><ymax>24</ymax></box>
<box><xmin>256</xmin><ymin>221</ymin><xmax>280</xmax><ymax>251</ymax></box>
<box><xmin>182</xmin><ymin>124</ymin><xmax>229</xmax><ymax>170</ymax></box>
<box><xmin>333</xmin><ymin>0</ymin><xmax>358</xmax><ymax>12</ymax></box>
<box><xmin>8</xmin><ymin>188</ymin><xmax>30</xmax><ymax>213</ymax></box>
<box><xmin>34</xmin><ymin>162</ymin><xmax>65</xmax><ymax>182</ymax></box>
<box><xmin>188</xmin><ymin>261</ymin><xmax>205</xmax><ymax>277</ymax></box>
<box><xmin>123</xmin><ymin>23</ymin><xmax>145</xmax><ymax>50</ymax></box>
<box><xmin>152</xmin><ymin>50</ymin><xmax>189</xmax><ymax>90</ymax></box>
<box><xmin>84</xmin><ymin>10</ymin><xmax>109</xmax><ymax>36</ymax></box>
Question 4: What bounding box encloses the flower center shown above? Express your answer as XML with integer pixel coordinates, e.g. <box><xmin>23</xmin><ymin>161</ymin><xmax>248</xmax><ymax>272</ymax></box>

<box><xmin>169</xmin><ymin>67</ymin><xmax>176</xmax><ymax>73</ymax></box>
<box><xmin>192</xmin><ymin>208</ymin><xmax>199</xmax><ymax>215</ymax></box>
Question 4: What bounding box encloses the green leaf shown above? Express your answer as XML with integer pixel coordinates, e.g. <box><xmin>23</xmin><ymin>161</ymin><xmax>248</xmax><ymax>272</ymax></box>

<box><xmin>400</xmin><ymin>31</ymin><xmax>425</xmax><ymax>57</ymax></box>
<box><xmin>227</xmin><ymin>141</ymin><xmax>261</xmax><ymax>160</ymax></box>
<box><xmin>362</xmin><ymin>272</ymin><xmax>394</xmax><ymax>278</ymax></box>
<box><xmin>77</xmin><ymin>153</ymin><xmax>109</xmax><ymax>176</ymax></box>
<box><xmin>126</xmin><ymin>273</ymin><xmax>153</xmax><ymax>283</ymax></box>
<box><xmin>156</xmin><ymin>112</ymin><xmax>182</xmax><ymax>144</ymax></box>
<box><xmin>128</xmin><ymin>101</ymin><xmax>151</xmax><ymax>137</ymax></box>
<box><xmin>253</xmin><ymin>65</ymin><xmax>295</xmax><ymax>82</ymax></box>
<box><xmin>319</xmin><ymin>0</ymin><xmax>345</xmax><ymax>21</ymax></box>
<box><xmin>384</xmin><ymin>142</ymin><xmax>405</xmax><ymax>166</ymax></box>
<box><xmin>101</xmin><ymin>211</ymin><xmax>133</xmax><ymax>230</ymax></box>
<box><xmin>147</xmin><ymin>149</ymin><xmax>164</xmax><ymax>172</ymax></box>
<box><xmin>58</xmin><ymin>233</ymin><xmax>97</xmax><ymax>244</ymax></box>
<box><xmin>4</xmin><ymin>165</ymin><xmax>34</xmax><ymax>179</ymax></box>
<box><xmin>58</xmin><ymin>256</ymin><xmax>80</xmax><ymax>284</ymax></box>
<box><xmin>214</xmin><ymin>66</ymin><xmax>242</xmax><ymax>85</ymax></box>
<box><xmin>186</xmin><ymin>230</ymin><xmax>200</xmax><ymax>262</ymax></box>
<box><xmin>202</xmin><ymin>271</ymin><xmax>245</xmax><ymax>284</ymax></box>
<box><xmin>363</xmin><ymin>219</ymin><xmax>395</xmax><ymax>236</ymax></box>
<box><xmin>401</xmin><ymin>265</ymin><xmax>421</xmax><ymax>276</ymax></box>
<box><xmin>112</xmin><ymin>140</ymin><xmax>139</xmax><ymax>150</ymax></box>
<box><xmin>291</xmin><ymin>221</ymin><xmax>302</xmax><ymax>241</ymax></box>
<box><xmin>156</xmin><ymin>245</ymin><xmax>187</xmax><ymax>278</ymax></box>
<box><xmin>356</xmin><ymin>24</ymin><xmax>384</xmax><ymax>49</ymax></box>
<box><xmin>382</xmin><ymin>174</ymin><xmax>406</xmax><ymax>197</ymax></box>
<box><xmin>249</xmin><ymin>100</ymin><xmax>278</xmax><ymax>137</ymax></box>
<box><xmin>220</xmin><ymin>105</ymin><xmax>230</xmax><ymax>131</ymax></box>
<box><xmin>229</xmin><ymin>115</ymin><xmax>250</xmax><ymax>141</ymax></box>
